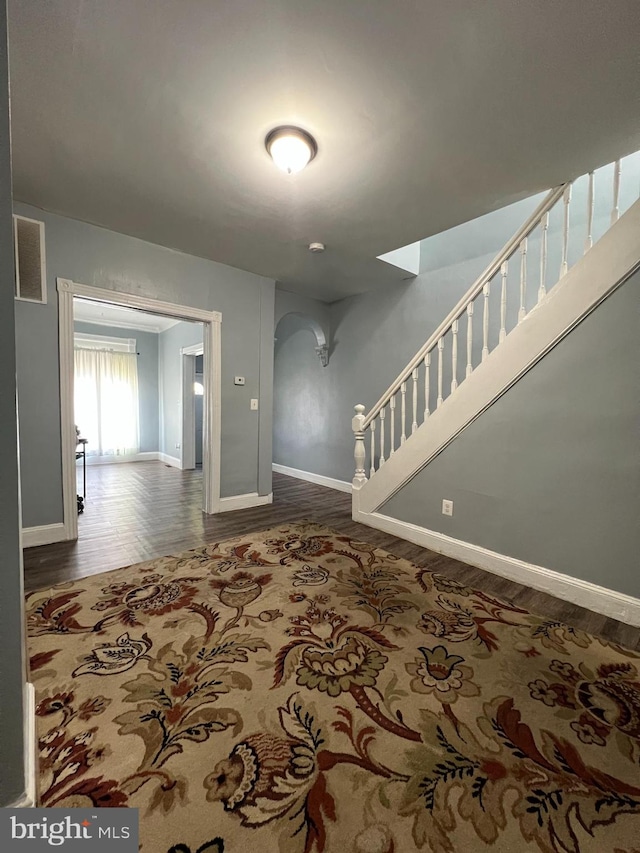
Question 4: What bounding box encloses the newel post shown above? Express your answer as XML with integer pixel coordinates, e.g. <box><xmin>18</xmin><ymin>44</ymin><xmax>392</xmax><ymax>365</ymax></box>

<box><xmin>352</xmin><ymin>404</ymin><xmax>368</xmax><ymax>489</ymax></box>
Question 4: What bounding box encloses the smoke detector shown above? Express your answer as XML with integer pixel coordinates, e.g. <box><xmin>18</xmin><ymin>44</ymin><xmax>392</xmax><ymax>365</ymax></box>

<box><xmin>309</xmin><ymin>242</ymin><xmax>325</xmax><ymax>253</ymax></box>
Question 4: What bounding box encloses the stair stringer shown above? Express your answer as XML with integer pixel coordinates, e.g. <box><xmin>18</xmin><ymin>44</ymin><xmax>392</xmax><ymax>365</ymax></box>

<box><xmin>354</xmin><ymin>197</ymin><xmax>640</xmax><ymax>517</ymax></box>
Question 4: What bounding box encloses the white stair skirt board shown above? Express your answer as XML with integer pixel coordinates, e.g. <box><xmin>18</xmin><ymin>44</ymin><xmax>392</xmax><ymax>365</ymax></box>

<box><xmin>353</xmin><ymin>505</ymin><xmax>640</xmax><ymax>628</ymax></box>
<box><xmin>272</xmin><ymin>463</ymin><xmax>352</xmax><ymax>494</ymax></box>
<box><xmin>217</xmin><ymin>492</ymin><xmax>273</xmax><ymax>513</ymax></box>
<box><xmin>9</xmin><ymin>682</ymin><xmax>37</xmax><ymax>808</ymax></box>
<box><xmin>357</xmin><ymin>199</ymin><xmax>640</xmax><ymax>514</ymax></box>
<box><xmin>159</xmin><ymin>453</ymin><xmax>182</xmax><ymax>469</ymax></box>
<box><xmin>22</xmin><ymin>522</ymin><xmax>68</xmax><ymax>549</ymax></box>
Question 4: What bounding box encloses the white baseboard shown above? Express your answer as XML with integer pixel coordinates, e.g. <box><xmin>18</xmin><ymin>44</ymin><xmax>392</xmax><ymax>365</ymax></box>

<box><xmin>85</xmin><ymin>451</ymin><xmax>160</xmax><ymax>466</ymax></box>
<box><xmin>273</xmin><ymin>463</ymin><xmax>352</xmax><ymax>494</ymax></box>
<box><xmin>159</xmin><ymin>452</ymin><xmax>181</xmax><ymax>468</ymax></box>
<box><xmin>9</xmin><ymin>682</ymin><xmax>37</xmax><ymax>807</ymax></box>
<box><xmin>354</xmin><ymin>507</ymin><xmax>640</xmax><ymax>628</ymax></box>
<box><xmin>217</xmin><ymin>492</ymin><xmax>273</xmax><ymax>513</ymax></box>
<box><xmin>21</xmin><ymin>522</ymin><xmax>68</xmax><ymax>549</ymax></box>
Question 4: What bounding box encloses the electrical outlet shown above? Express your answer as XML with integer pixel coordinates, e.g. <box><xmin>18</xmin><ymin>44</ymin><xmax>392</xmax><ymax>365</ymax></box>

<box><xmin>175</xmin><ymin>443</ymin><xmax>181</xmax><ymax>449</ymax></box>
<box><xmin>234</xmin><ymin>376</ymin><xmax>245</xmax><ymax>386</ymax></box>
<box><xmin>442</xmin><ymin>499</ymin><xmax>454</xmax><ymax>517</ymax></box>
<box><xmin>250</xmin><ymin>398</ymin><xmax>259</xmax><ymax>411</ymax></box>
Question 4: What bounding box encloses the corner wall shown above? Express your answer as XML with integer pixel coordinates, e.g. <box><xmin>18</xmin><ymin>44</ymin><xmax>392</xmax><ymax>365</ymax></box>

<box><xmin>0</xmin><ymin>0</ymin><xmax>26</xmax><ymax>805</ymax></box>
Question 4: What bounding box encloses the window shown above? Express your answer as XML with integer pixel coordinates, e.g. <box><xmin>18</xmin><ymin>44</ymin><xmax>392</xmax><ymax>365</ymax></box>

<box><xmin>74</xmin><ymin>334</ymin><xmax>139</xmax><ymax>458</ymax></box>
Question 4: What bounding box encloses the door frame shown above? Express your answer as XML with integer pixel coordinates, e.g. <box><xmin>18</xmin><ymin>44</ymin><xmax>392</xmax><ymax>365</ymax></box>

<box><xmin>57</xmin><ymin>278</ymin><xmax>222</xmax><ymax>541</ymax></box>
<box><xmin>180</xmin><ymin>342</ymin><xmax>204</xmax><ymax>470</ymax></box>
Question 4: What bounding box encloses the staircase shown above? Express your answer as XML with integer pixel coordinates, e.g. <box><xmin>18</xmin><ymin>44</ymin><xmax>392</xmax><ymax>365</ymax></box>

<box><xmin>352</xmin><ymin>154</ymin><xmax>640</xmax><ymax>522</ymax></box>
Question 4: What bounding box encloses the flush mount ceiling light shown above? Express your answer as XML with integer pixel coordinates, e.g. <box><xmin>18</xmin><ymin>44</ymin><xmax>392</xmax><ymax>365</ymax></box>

<box><xmin>265</xmin><ymin>126</ymin><xmax>317</xmax><ymax>174</ymax></box>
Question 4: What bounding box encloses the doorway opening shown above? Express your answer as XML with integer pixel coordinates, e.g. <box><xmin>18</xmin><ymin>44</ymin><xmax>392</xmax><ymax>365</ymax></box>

<box><xmin>58</xmin><ymin>278</ymin><xmax>221</xmax><ymax>542</ymax></box>
<box><xmin>180</xmin><ymin>342</ymin><xmax>204</xmax><ymax>472</ymax></box>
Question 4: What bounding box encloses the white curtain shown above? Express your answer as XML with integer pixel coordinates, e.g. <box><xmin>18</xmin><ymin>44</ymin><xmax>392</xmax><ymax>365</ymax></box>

<box><xmin>74</xmin><ymin>348</ymin><xmax>140</xmax><ymax>458</ymax></box>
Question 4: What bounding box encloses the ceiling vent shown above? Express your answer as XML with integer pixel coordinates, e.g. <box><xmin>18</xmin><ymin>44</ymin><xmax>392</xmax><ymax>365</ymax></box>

<box><xmin>13</xmin><ymin>214</ymin><xmax>46</xmax><ymax>304</ymax></box>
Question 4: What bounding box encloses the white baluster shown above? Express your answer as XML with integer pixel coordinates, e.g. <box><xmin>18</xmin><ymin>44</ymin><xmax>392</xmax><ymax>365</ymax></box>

<box><xmin>352</xmin><ymin>404</ymin><xmax>367</xmax><ymax>489</ymax></box>
<box><xmin>611</xmin><ymin>159</ymin><xmax>621</xmax><ymax>225</ymax></box>
<box><xmin>424</xmin><ymin>353</ymin><xmax>431</xmax><ymax>419</ymax></box>
<box><xmin>560</xmin><ymin>184</ymin><xmax>572</xmax><ymax>277</ymax></box>
<box><xmin>379</xmin><ymin>407</ymin><xmax>386</xmax><ymax>466</ymax></box>
<box><xmin>466</xmin><ymin>303</ymin><xmax>474</xmax><ymax>377</ymax></box>
<box><xmin>389</xmin><ymin>394</ymin><xmax>396</xmax><ymax>455</ymax></box>
<box><xmin>518</xmin><ymin>237</ymin><xmax>527</xmax><ymax>323</ymax></box>
<box><xmin>585</xmin><ymin>171</ymin><xmax>594</xmax><ymax>253</ymax></box>
<box><xmin>482</xmin><ymin>282</ymin><xmax>490</xmax><ymax>361</ymax></box>
<box><xmin>450</xmin><ymin>319</ymin><xmax>459</xmax><ymax>392</ymax></box>
<box><xmin>400</xmin><ymin>382</ymin><xmax>407</xmax><ymax>445</ymax></box>
<box><xmin>499</xmin><ymin>261</ymin><xmax>508</xmax><ymax>342</ymax></box>
<box><xmin>370</xmin><ymin>419</ymin><xmax>376</xmax><ymax>477</ymax></box>
<box><xmin>411</xmin><ymin>368</ymin><xmax>418</xmax><ymax>434</ymax></box>
<box><xmin>538</xmin><ymin>212</ymin><xmax>549</xmax><ymax>303</ymax></box>
<box><xmin>437</xmin><ymin>338</ymin><xmax>444</xmax><ymax>407</ymax></box>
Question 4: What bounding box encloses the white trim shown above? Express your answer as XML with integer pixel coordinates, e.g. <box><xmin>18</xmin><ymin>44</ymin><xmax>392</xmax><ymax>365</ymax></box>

<box><xmin>218</xmin><ymin>492</ymin><xmax>273</xmax><ymax>512</ymax></box>
<box><xmin>357</xmin><ymin>199</ymin><xmax>640</xmax><ymax>513</ymax></box>
<box><xmin>353</xmin><ymin>506</ymin><xmax>640</xmax><ymax>628</ymax></box>
<box><xmin>58</xmin><ymin>278</ymin><xmax>222</xmax><ymax>538</ymax></box>
<box><xmin>65</xmin><ymin>280</ymin><xmax>221</xmax><ymax>324</ymax></box>
<box><xmin>21</xmin><ymin>522</ymin><xmax>67</xmax><ymax>549</ymax></box>
<box><xmin>181</xmin><ymin>342</ymin><xmax>204</xmax><ymax>356</ymax></box>
<box><xmin>159</xmin><ymin>452</ymin><xmax>182</xmax><ymax>468</ymax></box>
<box><xmin>9</xmin><ymin>683</ymin><xmax>37</xmax><ymax>807</ymax></box>
<box><xmin>273</xmin><ymin>463</ymin><xmax>352</xmax><ymax>493</ymax></box>
<box><xmin>58</xmin><ymin>281</ymin><xmax>77</xmax><ymax>541</ymax></box>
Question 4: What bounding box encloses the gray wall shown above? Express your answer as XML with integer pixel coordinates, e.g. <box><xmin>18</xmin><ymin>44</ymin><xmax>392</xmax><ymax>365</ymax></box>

<box><xmin>382</xmin><ymin>272</ymin><xmax>640</xmax><ymax>598</ymax></box>
<box><xmin>158</xmin><ymin>321</ymin><xmax>203</xmax><ymax>457</ymax></box>
<box><xmin>74</xmin><ymin>321</ymin><xmax>160</xmax><ymax>453</ymax></box>
<box><xmin>0</xmin><ymin>0</ymin><xmax>26</xmax><ymax>805</ymax></box>
<box><xmin>15</xmin><ymin>203</ymin><xmax>275</xmax><ymax>527</ymax></box>
<box><xmin>274</xmin><ymin>312</ymin><xmax>333</xmax><ymax>471</ymax></box>
<box><xmin>274</xmin><ymin>248</ymin><xmax>516</xmax><ymax>484</ymax></box>
<box><xmin>274</xmin><ymin>290</ymin><xmax>332</xmax><ymax>472</ymax></box>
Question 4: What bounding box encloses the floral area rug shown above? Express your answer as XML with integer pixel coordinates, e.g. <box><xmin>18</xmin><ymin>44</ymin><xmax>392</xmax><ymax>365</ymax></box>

<box><xmin>26</xmin><ymin>521</ymin><xmax>640</xmax><ymax>853</ymax></box>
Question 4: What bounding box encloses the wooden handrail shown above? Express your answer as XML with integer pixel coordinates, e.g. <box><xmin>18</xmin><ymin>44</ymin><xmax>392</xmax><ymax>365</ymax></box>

<box><xmin>363</xmin><ymin>183</ymin><xmax>568</xmax><ymax>428</ymax></box>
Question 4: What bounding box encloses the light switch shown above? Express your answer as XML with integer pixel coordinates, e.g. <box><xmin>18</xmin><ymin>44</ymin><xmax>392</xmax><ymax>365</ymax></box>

<box><xmin>234</xmin><ymin>376</ymin><xmax>245</xmax><ymax>386</ymax></box>
<box><xmin>250</xmin><ymin>398</ymin><xmax>259</xmax><ymax>410</ymax></box>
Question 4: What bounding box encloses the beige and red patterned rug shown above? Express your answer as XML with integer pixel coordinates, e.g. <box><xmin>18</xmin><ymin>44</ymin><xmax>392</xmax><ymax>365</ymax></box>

<box><xmin>26</xmin><ymin>521</ymin><xmax>640</xmax><ymax>852</ymax></box>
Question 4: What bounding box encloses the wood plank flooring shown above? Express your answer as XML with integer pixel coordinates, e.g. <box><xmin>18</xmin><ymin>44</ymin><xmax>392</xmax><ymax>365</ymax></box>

<box><xmin>23</xmin><ymin>461</ymin><xmax>640</xmax><ymax>650</ymax></box>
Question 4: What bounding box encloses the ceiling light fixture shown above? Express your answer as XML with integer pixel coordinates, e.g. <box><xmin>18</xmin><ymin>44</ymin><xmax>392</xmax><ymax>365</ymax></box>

<box><xmin>265</xmin><ymin>126</ymin><xmax>317</xmax><ymax>174</ymax></box>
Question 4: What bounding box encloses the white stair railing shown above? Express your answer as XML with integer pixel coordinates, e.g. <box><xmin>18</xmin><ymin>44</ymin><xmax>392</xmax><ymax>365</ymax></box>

<box><xmin>353</xmin><ymin>155</ymin><xmax>636</xmax><ymax>489</ymax></box>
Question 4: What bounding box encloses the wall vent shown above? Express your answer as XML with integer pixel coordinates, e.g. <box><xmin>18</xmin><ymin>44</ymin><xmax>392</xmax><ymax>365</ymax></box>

<box><xmin>13</xmin><ymin>214</ymin><xmax>46</xmax><ymax>304</ymax></box>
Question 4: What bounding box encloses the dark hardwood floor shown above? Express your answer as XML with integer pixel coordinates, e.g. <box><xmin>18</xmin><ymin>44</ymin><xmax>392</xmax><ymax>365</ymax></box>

<box><xmin>23</xmin><ymin>461</ymin><xmax>640</xmax><ymax>650</ymax></box>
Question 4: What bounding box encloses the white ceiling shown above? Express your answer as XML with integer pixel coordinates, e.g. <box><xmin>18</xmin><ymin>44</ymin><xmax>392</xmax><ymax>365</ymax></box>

<box><xmin>74</xmin><ymin>298</ymin><xmax>180</xmax><ymax>333</ymax></box>
<box><xmin>8</xmin><ymin>0</ymin><xmax>640</xmax><ymax>302</ymax></box>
